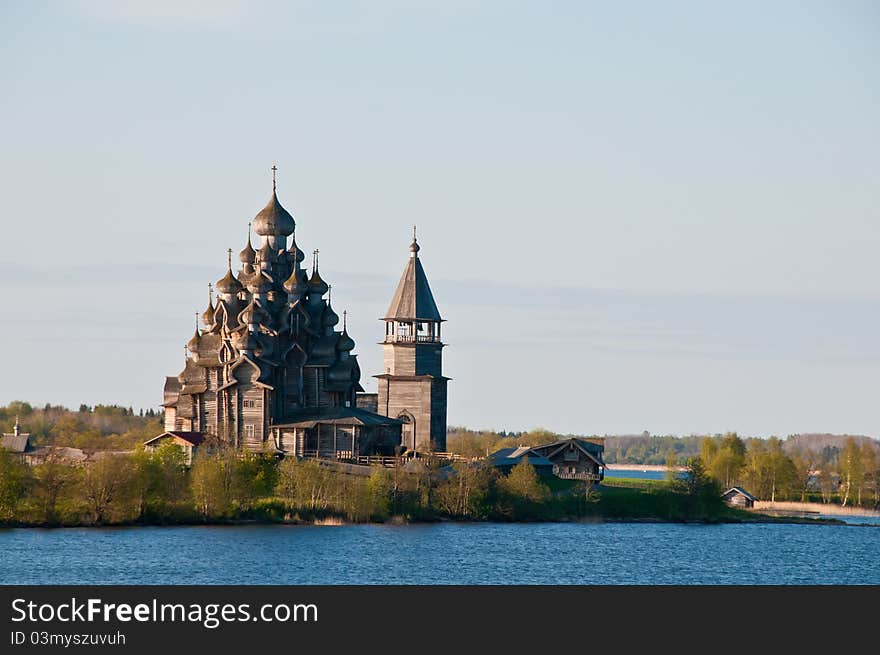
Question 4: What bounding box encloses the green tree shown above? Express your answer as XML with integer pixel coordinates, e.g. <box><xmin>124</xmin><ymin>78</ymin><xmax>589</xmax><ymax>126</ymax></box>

<box><xmin>30</xmin><ymin>453</ymin><xmax>75</xmax><ymax>524</ymax></box>
<box><xmin>496</xmin><ymin>460</ymin><xmax>549</xmax><ymax>519</ymax></box>
<box><xmin>435</xmin><ymin>461</ymin><xmax>495</xmax><ymax>518</ymax></box>
<box><xmin>742</xmin><ymin>438</ymin><xmax>797</xmax><ymax>501</ymax></box>
<box><xmin>861</xmin><ymin>443</ymin><xmax>878</xmax><ymax>508</ymax></box>
<box><xmin>275</xmin><ymin>458</ymin><xmax>335</xmax><ymax>513</ymax></box>
<box><xmin>0</xmin><ymin>449</ymin><xmax>28</xmax><ymax>523</ymax></box>
<box><xmin>789</xmin><ymin>447</ymin><xmax>818</xmax><ymax>503</ymax></box>
<box><xmin>838</xmin><ymin>437</ymin><xmax>863</xmax><ymax>507</ymax></box>
<box><xmin>664</xmin><ymin>449</ymin><xmax>678</xmax><ymax>484</ymax></box>
<box><xmin>79</xmin><ymin>455</ymin><xmax>137</xmax><ymax>524</ymax></box>
<box><xmin>132</xmin><ymin>442</ymin><xmax>189</xmax><ymax>517</ymax></box>
<box><xmin>190</xmin><ymin>453</ymin><xmax>233</xmax><ymax>519</ymax></box>
<box><xmin>367</xmin><ymin>466</ymin><xmax>394</xmax><ymax>519</ymax></box>
<box><xmin>233</xmin><ymin>453</ymin><xmax>277</xmax><ymax>510</ymax></box>
<box><xmin>674</xmin><ymin>457</ymin><xmax>723</xmax><ymax>518</ymax></box>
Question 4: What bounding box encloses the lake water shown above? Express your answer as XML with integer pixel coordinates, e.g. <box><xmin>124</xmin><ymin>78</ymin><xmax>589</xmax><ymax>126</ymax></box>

<box><xmin>604</xmin><ymin>468</ymin><xmax>668</xmax><ymax>480</ymax></box>
<box><xmin>1</xmin><ymin>522</ymin><xmax>877</xmax><ymax>585</ymax></box>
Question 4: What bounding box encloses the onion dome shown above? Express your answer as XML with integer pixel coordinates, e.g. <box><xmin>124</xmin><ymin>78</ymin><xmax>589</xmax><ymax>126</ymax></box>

<box><xmin>283</xmin><ymin>266</ymin><xmax>305</xmax><ymax>295</ymax></box>
<box><xmin>308</xmin><ymin>254</ymin><xmax>329</xmax><ymax>295</ymax></box>
<box><xmin>337</xmin><ymin>310</ymin><xmax>354</xmax><ymax>351</ymax></box>
<box><xmin>239</xmin><ymin>298</ymin><xmax>269</xmax><ymax>326</ymax></box>
<box><xmin>187</xmin><ymin>328</ymin><xmax>201</xmax><ymax>352</ymax></box>
<box><xmin>308</xmin><ymin>269</ymin><xmax>328</xmax><ymax>295</ymax></box>
<box><xmin>258</xmin><ymin>238</ymin><xmax>275</xmax><ymax>264</ymax></box>
<box><xmin>200</xmin><ymin>283</ymin><xmax>216</xmax><ymax>327</ymax></box>
<box><xmin>409</xmin><ymin>238</ymin><xmax>420</xmax><ymax>256</ymax></box>
<box><xmin>187</xmin><ymin>313</ymin><xmax>201</xmax><ymax>353</ymax></box>
<box><xmin>288</xmin><ymin>237</ymin><xmax>306</xmax><ymax>263</ymax></box>
<box><xmin>239</xmin><ymin>223</ymin><xmax>256</xmax><ymax>264</ymax></box>
<box><xmin>248</xmin><ymin>269</ymin><xmax>272</xmax><ymax>292</ymax></box>
<box><xmin>253</xmin><ymin>191</ymin><xmax>295</xmax><ymax>237</ymax></box>
<box><xmin>200</xmin><ymin>299</ymin><xmax>215</xmax><ymax>327</ymax></box>
<box><xmin>336</xmin><ymin>329</ymin><xmax>355</xmax><ymax>353</ymax></box>
<box><xmin>237</xmin><ymin>265</ymin><xmax>253</xmax><ymax>283</ymax></box>
<box><xmin>216</xmin><ymin>267</ymin><xmax>243</xmax><ymax>295</ymax></box>
<box><xmin>323</xmin><ymin>301</ymin><xmax>339</xmax><ymax>328</ymax></box>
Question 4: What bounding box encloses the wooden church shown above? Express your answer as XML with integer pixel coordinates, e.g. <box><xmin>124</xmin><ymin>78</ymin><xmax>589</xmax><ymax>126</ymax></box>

<box><xmin>159</xmin><ymin>171</ymin><xmax>448</xmax><ymax>459</ymax></box>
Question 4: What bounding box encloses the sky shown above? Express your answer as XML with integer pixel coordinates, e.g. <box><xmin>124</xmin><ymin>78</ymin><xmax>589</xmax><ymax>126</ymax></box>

<box><xmin>0</xmin><ymin>1</ymin><xmax>878</xmax><ymax>437</ymax></box>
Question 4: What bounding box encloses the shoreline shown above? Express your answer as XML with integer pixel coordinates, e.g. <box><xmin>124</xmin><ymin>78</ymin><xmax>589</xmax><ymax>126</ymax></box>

<box><xmin>0</xmin><ymin>513</ymin><xmax>852</xmax><ymax>530</ymax></box>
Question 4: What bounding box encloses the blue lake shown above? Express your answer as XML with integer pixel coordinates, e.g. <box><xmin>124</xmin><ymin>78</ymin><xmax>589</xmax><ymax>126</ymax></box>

<box><xmin>604</xmin><ymin>468</ymin><xmax>669</xmax><ymax>480</ymax></box>
<box><xmin>1</xmin><ymin>522</ymin><xmax>877</xmax><ymax>585</ymax></box>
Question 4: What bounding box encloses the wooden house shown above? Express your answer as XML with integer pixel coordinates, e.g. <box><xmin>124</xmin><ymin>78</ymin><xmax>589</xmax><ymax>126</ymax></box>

<box><xmin>144</xmin><ymin>431</ymin><xmax>206</xmax><ymax>466</ymax></box>
<box><xmin>722</xmin><ymin>487</ymin><xmax>757</xmax><ymax>508</ymax></box>
<box><xmin>529</xmin><ymin>437</ymin><xmax>606</xmax><ymax>483</ymax></box>
<box><xmin>1</xmin><ymin>418</ymin><xmax>34</xmax><ymax>463</ymax></box>
<box><xmin>489</xmin><ymin>447</ymin><xmax>555</xmax><ymax>476</ymax></box>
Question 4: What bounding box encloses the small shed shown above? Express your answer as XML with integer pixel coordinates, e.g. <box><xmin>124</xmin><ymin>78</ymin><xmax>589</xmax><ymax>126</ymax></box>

<box><xmin>722</xmin><ymin>487</ymin><xmax>757</xmax><ymax>508</ymax></box>
<box><xmin>144</xmin><ymin>431</ymin><xmax>205</xmax><ymax>466</ymax></box>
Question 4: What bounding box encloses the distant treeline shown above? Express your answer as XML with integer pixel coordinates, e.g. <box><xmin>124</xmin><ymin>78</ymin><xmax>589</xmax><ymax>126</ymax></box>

<box><xmin>1</xmin><ymin>401</ymin><xmax>162</xmax><ymax>452</ymax></box>
<box><xmin>447</xmin><ymin>426</ymin><xmax>877</xmax><ymax>469</ymax></box>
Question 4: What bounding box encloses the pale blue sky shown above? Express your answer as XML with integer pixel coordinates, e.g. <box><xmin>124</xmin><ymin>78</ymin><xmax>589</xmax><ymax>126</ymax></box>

<box><xmin>1</xmin><ymin>1</ymin><xmax>878</xmax><ymax>436</ymax></box>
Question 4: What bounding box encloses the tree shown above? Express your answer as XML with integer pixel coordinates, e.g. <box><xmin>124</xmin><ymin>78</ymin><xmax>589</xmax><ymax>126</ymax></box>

<box><xmin>496</xmin><ymin>460</ymin><xmax>549</xmax><ymax>519</ymax></box>
<box><xmin>233</xmin><ymin>453</ymin><xmax>277</xmax><ymax>511</ymax></box>
<box><xmin>190</xmin><ymin>453</ymin><xmax>233</xmax><ymax>519</ymax></box>
<box><xmin>275</xmin><ymin>458</ymin><xmax>334</xmax><ymax>514</ymax></box>
<box><xmin>367</xmin><ymin>466</ymin><xmax>394</xmax><ymax>519</ymax></box>
<box><xmin>838</xmin><ymin>437</ymin><xmax>863</xmax><ymax>507</ymax></box>
<box><xmin>131</xmin><ymin>442</ymin><xmax>189</xmax><ymax>517</ymax></box>
<box><xmin>765</xmin><ymin>438</ymin><xmax>797</xmax><ymax>502</ymax></box>
<box><xmin>790</xmin><ymin>447</ymin><xmax>818</xmax><ymax>503</ymax></box>
<box><xmin>676</xmin><ymin>457</ymin><xmax>718</xmax><ymax>498</ymax></box>
<box><xmin>664</xmin><ymin>449</ymin><xmax>678</xmax><ymax>484</ymax></box>
<box><xmin>31</xmin><ymin>453</ymin><xmax>75</xmax><ymax>524</ymax></box>
<box><xmin>674</xmin><ymin>457</ymin><xmax>723</xmax><ymax>518</ymax></box>
<box><xmin>79</xmin><ymin>455</ymin><xmax>137</xmax><ymax>524</ymax></box>
<box><xmin>861</xmin><ymin>443</ymin><xmax>879</xmax><ymax>508</ymax></box>
<box><xmin>701</xmin><ymin>433</ymin><xmax>745</xmax><ymax>489</ymax></box>
<box><xmin>0</xmin><ymin>449</ymin><xmax>28</xmax><ymax>523</ymax></box>
<box><xmin>742</xmin><ymin>438</ymin><xmax>797</xmax><ymax>502</ymax></box>
<box><xmin>435</xmin><ymin>461</ymin><xmax>495</xmax><ymax>518</ymax></box>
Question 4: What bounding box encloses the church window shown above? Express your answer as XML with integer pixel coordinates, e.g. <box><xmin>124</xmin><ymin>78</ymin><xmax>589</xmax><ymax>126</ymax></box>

<box><xmin>245</xmin><ymin>425</ymin><xmax>255</xmax><ymax>438</ymax></box>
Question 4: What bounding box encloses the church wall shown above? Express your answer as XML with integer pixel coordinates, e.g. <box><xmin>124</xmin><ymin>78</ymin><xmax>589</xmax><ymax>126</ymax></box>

<box><xmin>430</xmin><ymin>379</ymin><xmax>448</xmax><ymax>451</ymax></box>
<box><xmin>383</xmin><ymin>344</ymin><xmax>415</xmax><ymax>376</ymax></box>
<box><xmin>414</xmin><ymin>344</ymin><xmax>443</xmax><ymax>377</ymax></box>
<box><xmin>164</xmin><ymin>407</ymin><xmax>177</xmax><ymax>432</ymax></box>
<box><xmin>238</xmin><ymin>386</ymin><xmax>266</xmax><ymax>450</ymax></box>
<box><xmin>303</xmin><ymin>366</ymin><xmax>336</xmax><ymax>407</ymax></box>
<box><xmin>356</xmin><ymin>393</ymin><xmax>378</xmax><ymax>413</ymax></box>
<box><xmin>379</xmin><ymin>378</ymin><xmax>434</xmax><ymax>452</ymax></box>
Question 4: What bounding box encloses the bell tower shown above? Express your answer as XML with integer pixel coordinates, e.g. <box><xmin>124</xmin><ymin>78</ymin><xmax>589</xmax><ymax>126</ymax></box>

<box><xmin>375</xmin><ymin>229</ymin><xmax>448</xmax><ymax>452</ymax></box>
